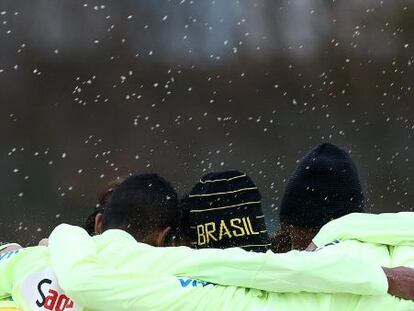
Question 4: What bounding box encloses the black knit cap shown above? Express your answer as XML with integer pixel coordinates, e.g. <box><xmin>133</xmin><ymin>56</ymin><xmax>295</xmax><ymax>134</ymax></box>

<box><xmin>183</xmin><ymin>170</ymin><xmax>270</xmax><ymax>252</ymax></box>
<box><xmin>279</xmin><ymin>143</ymin><xmax>364</xmax><ymax>228</ymax></box>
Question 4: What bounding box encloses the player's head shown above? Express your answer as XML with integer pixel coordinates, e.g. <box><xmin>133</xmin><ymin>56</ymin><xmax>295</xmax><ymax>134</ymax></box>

<box><xmin>273</xmin><ymin>143</ymin><xmax>364</xmax><ymax>252</ymax></box>
<box><xmin>84</xmin><ymin>179</ymin><xmax>123</xmax><ymax>235</ymax></box>
<box><xmin>95</xmin><ymin>173</ymin><xmax>180</xmax><ymax>246</ymax></box>
<box><xmin>174</xmin><ymin>194</ymin><xmax>193</xmax><ymax>247</ymax></box>
<box><xmin>182</xmin><ymin>170</ymin><xmax>270</xmax><ymax>252</ymax></box>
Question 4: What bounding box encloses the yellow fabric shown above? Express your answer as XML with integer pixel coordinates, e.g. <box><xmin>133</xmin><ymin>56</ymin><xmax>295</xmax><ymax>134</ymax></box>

<box><xmin>45</xmin><ymin>224</ymin><xmax>409</xmax><ymax>311</ymax></box>
<box><xmin>1</xmin><ymin>219</ymin><xmax>413</xmax><ymax>311</ymax></box>
<box><xmin>0</xmin><ymin>299</ymin><xmax>19</xmax><ymax>310</ymax></box>
<box><xmin>313</xmin><ymin>212</ymin><xmax>414</xmax><ymax>248</ymax></box>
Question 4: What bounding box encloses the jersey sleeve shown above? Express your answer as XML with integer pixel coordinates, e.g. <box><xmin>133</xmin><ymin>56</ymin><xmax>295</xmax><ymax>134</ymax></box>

<box><xmin>0</xmin><ymin>249</ymin><xmax>23</xmax><ymax>300</ymax></box>
<box><xmin>313</xmin><ymin>212</ymin><xmax>414</xmax><ymax>248</ymax></box>
<box><xmin>49</xmin><ymin>224</ymin><xmax>388</xmax><ymax>302</ymax></box>
<box><xmin>48</xmin><ymin>224</ymin><xmax>218</xmax><ymax>310</ymax></box>
<box><xmin>121</xmin><ymin>237</ymin><xmax>388</xmax><ymax>296</ymax></box>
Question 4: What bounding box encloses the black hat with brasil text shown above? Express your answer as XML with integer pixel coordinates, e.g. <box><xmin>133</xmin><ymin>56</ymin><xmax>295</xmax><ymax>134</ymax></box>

<box><xmin>183</xmin><ymin>170</ymin><xmax>270</xmax><ymax>252</ymax></box>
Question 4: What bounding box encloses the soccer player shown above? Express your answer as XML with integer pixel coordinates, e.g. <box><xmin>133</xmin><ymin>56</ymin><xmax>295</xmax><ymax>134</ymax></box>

<box><xmin>94</xmin><ymin>173</ymin><xmax>181</xmax><ymax>246</ymax></box>
<box><xmin>2</xmin><ymin>172</ymin><xmax>413</xmax><ymax>310</ymax></box>
<box><xmin>181</xmin><ymin>170</ymin><xmax>271</xmax><ymax>252</ymax></box>
<box><xmin>272</xmin><ymin>143</ymin><xmax>364</xmax><ymax>252</ymax></box>
<box><xmin>83</xmin><ymin>179</ymin><xmax>123</xmax><ymax>236</ymax></box>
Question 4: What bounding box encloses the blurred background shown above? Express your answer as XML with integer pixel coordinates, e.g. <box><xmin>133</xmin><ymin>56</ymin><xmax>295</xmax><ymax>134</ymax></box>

<box><xmin>1</xmin><ymin>0</ymin><xmax>413</xmax><ymax>245</ymax></box>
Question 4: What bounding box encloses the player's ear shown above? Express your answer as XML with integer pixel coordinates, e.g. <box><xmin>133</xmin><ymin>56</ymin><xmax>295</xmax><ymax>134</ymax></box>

<box><xmin>155</xmin><ymin>226</ymin><xmax>172</xmax><ymax>246</ymax></box>
<box><xmin>94</xmin><ymin>213</ymin><xmax>104</xmax><ymax>234</ymax></box>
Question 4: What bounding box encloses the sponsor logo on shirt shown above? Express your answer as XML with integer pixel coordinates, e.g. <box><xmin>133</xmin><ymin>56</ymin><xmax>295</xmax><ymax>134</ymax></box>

<box><xmin>177</xmin><ymin>278</ymin><xmax>213</xmax><ymax>288</ymax></box>
<box><xmin>21</xmin><ymin>269</ymin><xmax>80</xmax><ymax>311</ymax></box>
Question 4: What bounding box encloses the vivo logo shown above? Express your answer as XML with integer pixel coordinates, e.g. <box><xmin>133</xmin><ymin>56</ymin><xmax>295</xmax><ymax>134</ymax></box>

<box><xmin>178</xmin><ymin>278</ymin><xmax>213</xmax><ymax>288</ymax></box>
